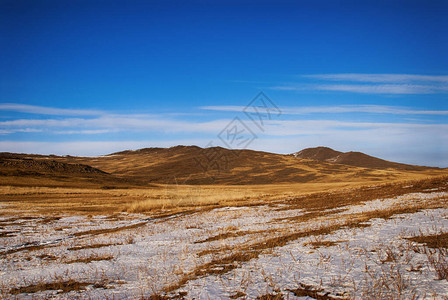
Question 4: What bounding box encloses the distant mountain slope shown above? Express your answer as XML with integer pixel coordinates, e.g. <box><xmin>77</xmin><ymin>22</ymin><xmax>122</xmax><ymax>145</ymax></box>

<box><xmin>0</xmin><ymin>154</ymin><xmax>106</xmax><ymax>176</ymax></box>
<box><xmin>2</xmin><ymin>146</ymin><xmax>444</xmax><ymax>186</ymax></box>
<box><xmin>0</xmin><ymin>153</ymin><xmax>144</xmax><ymax>188</ymax></box>
<box><xmin>292</xmin><ymin>147</ymin><xmax>343</xmax><ymax>162</ymax></box>
<box><xmin>48</xmin><ymin>145</ymin><xmax>440</xmax><ymax>185</ymax></box>
<box><xmin>292</xmin><ymin>147</ymin><xmax>436</xmax><ymax>171</ymax></box>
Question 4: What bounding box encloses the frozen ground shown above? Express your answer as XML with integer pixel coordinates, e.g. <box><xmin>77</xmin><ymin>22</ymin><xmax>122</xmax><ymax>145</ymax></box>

<box><xmin>0</xmin><ymin>191</ymin><xmax>447</xmax><ymax>299</ymax></box>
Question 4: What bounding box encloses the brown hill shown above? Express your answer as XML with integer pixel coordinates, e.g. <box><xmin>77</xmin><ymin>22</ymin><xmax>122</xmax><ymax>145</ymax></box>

<box><xmin>0</xmin><ymin>153</ymin><xmax>144</xmax><ymax>188</ymax></box>
<box><xmin>292</xmin><ymin>147</ymin><xmax>436</xmax><ymax>171</ymax></box>
<box><xmin>0</xmin><ymin>154</ymin><xmax>107</xmax><ymax>176</ymax></box>
<box><xmin>44</xmin><ymin>145</ymin><xmax>442</xmax><ymax>185</ymax></box>
<box><xmin>2</xmin><ymin>146</ymin><xmax>444</xmax><ymax>186</ymax></box>
<box><xmin>292</xmin><ymin>147</ymin><xmax>342</xmax><ymax>162</ymax></box>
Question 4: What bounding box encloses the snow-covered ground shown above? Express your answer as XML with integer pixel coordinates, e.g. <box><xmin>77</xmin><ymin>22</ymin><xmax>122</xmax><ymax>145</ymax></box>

<box><xmin>0</xmin><ymin>191</ymin><xmax>447</xmax><ymax>299</ymax></box>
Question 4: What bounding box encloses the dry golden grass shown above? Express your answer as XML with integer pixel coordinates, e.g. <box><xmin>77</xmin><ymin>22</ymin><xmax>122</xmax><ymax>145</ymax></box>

<box><xmin>64</xmin><ymin>254</ymin><xmax>114</xmax><ymax>264</ymax></box>
<box><xmin>407</xmin><ymin>231</ymin><xmax>448</xmax><ymax>280</ymax></box>
<box><xmin>304</xmin><ymin>239</ymin><xmax>345</xmax><ymax>249</ymax></box>
<box><xmin>289</xmin><ymin>284</ymin><xmax>349</xmax><ymax>300</ymax></box>
<box><xmin>67</xmin><ymin>242</ymin><xmax>120</xmax><ymax>251</ymax></box>
<box><xmin>409</xmin><ymin>233</ymin><xmax>448</xmax><ymax>248</ymax></box>
<box><xmin>0</xmin><ymin>184</ymin><xmax>265</xmax><ymax>215</ymax></box>
<box><xmin>162</xmin><ymin>176</ymin><xmax>448</xmax><ymax>293</ymax></box>
<box><xmin>9</xmin><ymin>280</ymin><xmax>93</xmax><ymax>295</ymax></box>
<box><xmin>126</xmin><ymin>186</ymin><xmax>266</xmax><ymax>212</ymax></box>
<box><xmin>7</xmin><ymin>278</ymin><xmax>117</xmax><ymax>296</ymax></box>
<box><xmin>1</xmin><ymin>174</ymin><xmax>447</xmax><ymax>217</ymax></box>
<box><xmin>2</xmin><ymin>173</ymin><xmax>447</xmax><ymax>298</ymax></box>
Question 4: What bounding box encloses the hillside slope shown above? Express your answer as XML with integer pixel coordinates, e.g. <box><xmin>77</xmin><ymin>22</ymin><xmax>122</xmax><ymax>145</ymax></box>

<box><xmin>0</xmin><ymin>154</ymin><xmax>107</xmax><ymax>176</ymax></box>
<box><xmin>2</xmin><ymin>146</ymin><xmax>444</xmax><ymax>186</ymax></box>
<box><xmin>51</xmin><ymin>146</ymin><xmax>443</xmax><ymax>185</ymax></box>
<box><xmin>292</xmin><ymin>147</ymin><xmax>436</xmax><ymax>171</ymax></box>
<box><xmin>0</xmin><ymin>153</ymin><xmax>144</xmax><ymax>188</ymax></box>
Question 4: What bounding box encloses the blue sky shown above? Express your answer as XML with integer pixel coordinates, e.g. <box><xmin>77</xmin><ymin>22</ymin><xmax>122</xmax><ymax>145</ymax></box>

<box><xmin>0</xmin><ymin>0</ymin><xmax>447</xmax><ymax>166</ymax></box>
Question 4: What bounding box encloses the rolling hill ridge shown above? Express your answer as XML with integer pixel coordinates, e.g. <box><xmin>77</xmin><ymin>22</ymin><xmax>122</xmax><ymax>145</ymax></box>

<box><xmin>292</xmin><ymin>147</ymin><xmax>437</xmax><ymax>171</ymax></box>
<box><xmin>0</xmin><ymin>153</ymin><xmax>145</xmax><ymax>188</ymax></box>
<box><xmin>1</xmin><ymin>146</ymin><xmax>444</xmax><ymax>186</ymax></box>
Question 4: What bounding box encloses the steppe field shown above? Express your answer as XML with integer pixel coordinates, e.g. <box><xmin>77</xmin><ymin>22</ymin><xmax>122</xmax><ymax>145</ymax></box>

<box><xmin>1</xmin><ymin>148</ymin><xmax>447</xmax><ymax>299</ymax></box>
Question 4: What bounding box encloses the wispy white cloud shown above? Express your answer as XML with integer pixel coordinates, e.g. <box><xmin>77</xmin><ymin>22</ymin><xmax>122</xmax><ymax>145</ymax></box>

<box><xmin>312</xmin><ymin>84</ymin><xmax>448</xmax><ymax>94</ymax></box>
<box><xmin>201</xmin><ymin>104</ymin><xmax>448</xmax><ymax>115</ymax></box>
<box><xmin>0</xmin><ymin>128</ymin><xmax>43</xmax><ymax>135</ymax></box>
<box><xmin>270</xmin><ymin>84</ymin><xmax>448</xmax><ymax>94</ymax></box>
<box><xmin>259</xmin><ymin>119</ymin><xmax>448</xmax><ymax>137</ymax></box>
<box><xmin>0</xmin><ymin>115</ymin><xmax>231</xmax><ymax>134</ymax></box>
<box><xmin>3</xmin><ymin>104</ymin><xmax>446</xmax><ymax>140</ymax></box>
<box><xmin>0</xmin><ymin>103</ymin><xmax>215</xmax><ymax>135</ymax></box>
<box><xmin>0</xmin><ymin>103</ymin><xmax>104</xmax><ymax>116</ymax></box>
<box><xmin>0</xmin><ymin>103</ymin><xmax>231</xmax><ymax>136</ymax></box>
<box><xmin>269</xmin><ymin>73</ymin><xmax>448</xmax><ymax>94</ymax></box>
<box><xmin>201</xmin><ymin>106</ymin><xmax>244</xmax><ymax>112</ymax></box>
<box><xmin>53</xmin><ymin>129</ymin><xmax>113</xmax><ymax>135</ymax></box>
<box><xmin>303</xmin><ymin>74</ymin><xmax>448</xmax><ymax>83</ymax></box>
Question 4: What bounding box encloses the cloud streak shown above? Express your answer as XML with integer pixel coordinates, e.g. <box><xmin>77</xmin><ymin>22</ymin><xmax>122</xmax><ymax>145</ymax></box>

<box><xmin>313</xmin><ymin>84</ymin><xmax>448</xmax><ymax>94</ymax></box>
<box><xmin>269</xmin><ymin>73</ymin><xmax>448</xmax><ymax>94</ymax></box>
<box><xmin>201</xmin><ymin>104</ymin><xmax>448</xmax><ymax>115</ymax></box>
<box><xmin>0</xmin><ymin>103</ymin><xmax>104</xmax><ymax>116</ymax></box>
<box><xmin>0</xmin><ymin>115</ymin><xmax>232</xmax><ymax>134</ymax></box>
<box><xmin>0</xmin><ymin>128</ymin><xmax>43</xmax><ymax>135</ymax></box>
<box><xmin>259</xmin><ymin>119</ymin><xmax>448</xmax><ymax>137</ymax></box>
<box><xmin>303</xmin><ymin>74</ymin><xmax>448</xmax><ymax>83</ymax></box>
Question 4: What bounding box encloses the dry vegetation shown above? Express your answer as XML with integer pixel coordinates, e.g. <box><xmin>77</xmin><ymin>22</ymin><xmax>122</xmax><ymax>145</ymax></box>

<box><xmin>1</xmin><ymin>176</ymin><xmax>447</xmax><ymax>298</ymax></box>
<box><xmin>407</xmin><ymin>232</ymin><xmax>448</xmax><ymax>281</ymax></box>
<box><xmin>1</xmin><ymin>174</ymin><xmax>446</xmax><ymax>217</ymax></box>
